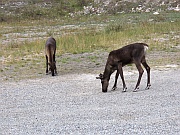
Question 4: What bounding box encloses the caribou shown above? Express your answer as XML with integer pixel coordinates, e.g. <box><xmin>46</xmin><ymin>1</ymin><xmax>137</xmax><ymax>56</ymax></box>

<box><xmin>45</xmin><ymin>37</ymin><xmax>57</xmax><ymax>76</ymax></box>
<box><xmin>97</xmin><ymin>43</ymin><xmax>151</xmax><ymax>92</ymax></box>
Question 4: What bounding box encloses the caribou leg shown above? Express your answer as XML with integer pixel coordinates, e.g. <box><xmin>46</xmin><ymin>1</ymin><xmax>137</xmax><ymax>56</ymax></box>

<box><xmin>46</xmin><ymin>55</ymin><xmax>49</xmax><ymax>75</ymax></box>
<box><xmin>142</xmin><ymin>60</ymin><xmax>151</xmax><ymax>89</ymax></box>
<box><xmin>118</xmin><ymin>63</ymin><xmax>127</xmax><ymax>92</ymax></box>
<box><xmin>53</xmin><ymin>54</ymin><xmax>57</xmax><ymax>75</ymax></box>
<box><xmin>112</xmin><ymin>71</ymin><xmax>119</xmax><ymax>91</ymax></box>
<box><xmin>134</xmin><ymin>60</ymin><xmax>144</xmax><ymax>92</ymax></box>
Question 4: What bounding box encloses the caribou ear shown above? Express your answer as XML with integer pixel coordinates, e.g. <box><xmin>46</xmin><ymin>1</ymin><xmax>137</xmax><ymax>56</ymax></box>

<box><xmin>96</xmin><ymin>73</ymin><xmax>103</xmax><ymax>79</ymax></box>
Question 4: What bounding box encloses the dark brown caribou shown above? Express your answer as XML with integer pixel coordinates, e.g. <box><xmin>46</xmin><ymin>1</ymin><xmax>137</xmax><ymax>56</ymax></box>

<box><xmin>97</xmin><ymin>43</ymin><xmax>151</xmax><ymax>92</ymax></box>
<box><xmin>45</xmin><ymin>37</ymin><xmax>57</xmax><ymax>76</ymax></box>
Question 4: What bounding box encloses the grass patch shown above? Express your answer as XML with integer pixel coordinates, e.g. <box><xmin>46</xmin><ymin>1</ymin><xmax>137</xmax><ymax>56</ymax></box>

<box><xmin>0</xmin><ymin>12</ymin><xmax>179</xmax><ymax>81</ymax></box>
<box><xmin>1</xmin><ymin>14</ymin><xmax>179</xmax><ymax>59</ymax></box>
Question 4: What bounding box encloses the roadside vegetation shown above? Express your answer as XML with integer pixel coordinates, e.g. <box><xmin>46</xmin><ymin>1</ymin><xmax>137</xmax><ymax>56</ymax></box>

<box><xmin>0</xmin><ymin>0</ymin><xmax>180</xmax><ymax>81</ymax></box>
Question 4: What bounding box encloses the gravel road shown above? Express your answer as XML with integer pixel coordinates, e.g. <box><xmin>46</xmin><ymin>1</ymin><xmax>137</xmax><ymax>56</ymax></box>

<box><xmin>0</xmin><ymin>69</ymin><xmax>180</xmax><ymax>135</ymax></box>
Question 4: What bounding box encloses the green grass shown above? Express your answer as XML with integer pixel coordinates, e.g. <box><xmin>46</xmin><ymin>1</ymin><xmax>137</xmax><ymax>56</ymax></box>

<box><xmin>0</xmin><ymin>12</ymin><xmax>180</xmax><ymax>81</ymax></box>
<box><xmin>0</xmin><ymin>0</ymin><xmax>91</xmax><ymax>22</ymax></box>
<box><xmin>1</xmin><ymin>13</ymin><xmax>180</xmax><ymax>62</ymax></box>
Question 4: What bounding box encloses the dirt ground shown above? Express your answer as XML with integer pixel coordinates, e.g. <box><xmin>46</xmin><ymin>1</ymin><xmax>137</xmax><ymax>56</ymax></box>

<box><xmin>58</xmin><ymin>50</ymin><xmax>180</xmax><ymax>74</ymax></box>
<box><xmin>0</xmin><ymin>50</ymin><xmax>180</xmax><ymax>82</ymax></box>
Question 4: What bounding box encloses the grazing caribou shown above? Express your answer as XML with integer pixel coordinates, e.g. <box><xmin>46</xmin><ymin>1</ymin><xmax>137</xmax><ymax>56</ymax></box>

<box><xmin>96</xmin><ymin>43</ymin><xmax>151</xmax><ymax>92</ymax></box>
<box><xmin>45</xmin><ymin>37</ymin><xmax>57</xmax><ymax>76</ymax></box>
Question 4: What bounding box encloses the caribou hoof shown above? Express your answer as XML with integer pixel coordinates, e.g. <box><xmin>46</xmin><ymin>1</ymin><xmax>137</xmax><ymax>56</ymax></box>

<box><xmin>133</xmin><ymin>86</ymin><xmax>139</xmax><ymax>92</ymax></box>
<box><xmin>122</xmin><ymin>87</ymin><xmax>127</xmax><ymax>92</ymax></box>
<box><xmin>145</xmin><ymin>84</ymin><xmax>151</xmax><ymax>90</ymax></box>
<box><xmin>112</xmin><ymin>86</ymin><xmax>117</xmax><ymax>91</ymax></box>
<box><xmin>133</xmin><ymin>89</ymin><xmax>137</xmax><ymax>92</ymax></box>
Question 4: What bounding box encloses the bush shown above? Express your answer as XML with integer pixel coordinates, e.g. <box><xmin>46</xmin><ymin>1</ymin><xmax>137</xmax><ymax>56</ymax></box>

<box><xmin>0</xmin><ymin>0</ymin><xmax>92</xmax><ymax>21</ymax></box>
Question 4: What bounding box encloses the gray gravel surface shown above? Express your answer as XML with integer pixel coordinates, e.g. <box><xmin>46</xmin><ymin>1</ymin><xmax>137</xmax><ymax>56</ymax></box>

<box><xmin>0</xmin><ymin>69</ymin><xmax>180</xmax><ymax>135</ymax></box>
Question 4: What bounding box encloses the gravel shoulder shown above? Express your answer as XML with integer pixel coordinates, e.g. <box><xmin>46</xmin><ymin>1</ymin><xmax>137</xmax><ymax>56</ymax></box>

<box><xmin>0</xmin><ymin>68</ymin><xmax>180</xmax><ymax>134</ymax></box>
